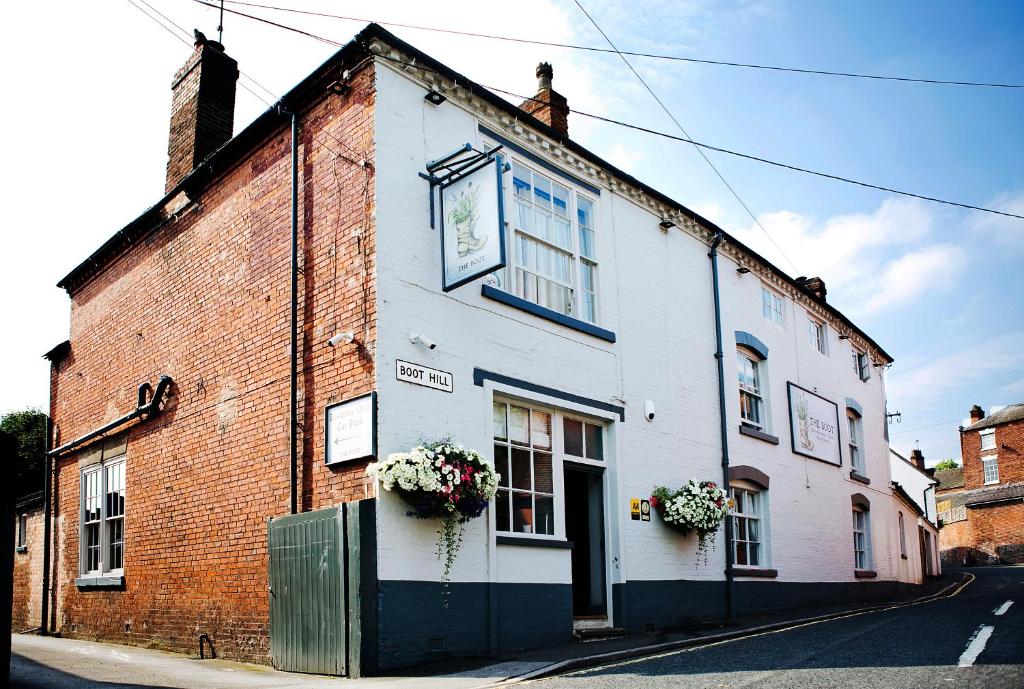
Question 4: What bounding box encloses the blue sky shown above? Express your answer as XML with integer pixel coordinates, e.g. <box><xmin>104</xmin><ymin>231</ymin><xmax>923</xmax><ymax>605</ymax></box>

<box><xmin>2</xmin><ymin>0</ymin><xmax>1021</xmax><ymax>464</ymax></box>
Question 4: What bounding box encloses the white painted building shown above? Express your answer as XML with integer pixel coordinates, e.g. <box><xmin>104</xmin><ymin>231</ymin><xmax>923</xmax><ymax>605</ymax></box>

<box><xmin>889</xmin><ymin>449</ymin><xmax>942</xmax><ymax>582</ymax></box>
<box><xmin>353</xmin><ymin>27</ymin><xmax>928</xmax><ymax>668</ymax></box>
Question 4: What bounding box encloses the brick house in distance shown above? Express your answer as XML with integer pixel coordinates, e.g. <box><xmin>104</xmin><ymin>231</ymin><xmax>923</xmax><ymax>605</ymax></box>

<box><xmin>937</xmin><ymin>404</ymin><xmax>1024</xmax><ymax>565</ymax></box>
<box><xmin>19</xmin><ymin>24</ymin><xmax>933</xmax><ymax>676</ymax></box>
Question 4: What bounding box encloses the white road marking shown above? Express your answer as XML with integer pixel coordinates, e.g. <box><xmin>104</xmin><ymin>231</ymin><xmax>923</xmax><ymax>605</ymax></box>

<box><xmin>958</xmin><ymin>625</ymin><xmax>994</xmax><ymax>667</ymax></box>
<box><xmin>993</xmin><ymin>600</ymin><xmax>1013</xmax><ymax>616</ymax></box>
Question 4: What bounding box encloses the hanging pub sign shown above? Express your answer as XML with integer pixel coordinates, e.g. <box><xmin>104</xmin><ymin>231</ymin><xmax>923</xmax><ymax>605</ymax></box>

<box><xmin>325</xmin><ymin>392</ymin><xmax>377</xmax><ymax>466</ymax></box>
<box><xmin>786</xmin><ymin>382</ymin><xmax>841</xmax><ymax>465</ymax></box>
<box><xmin>421</xmin><ymin>143</ymin><xmax>508</xmax><ymax>292</ymax></box>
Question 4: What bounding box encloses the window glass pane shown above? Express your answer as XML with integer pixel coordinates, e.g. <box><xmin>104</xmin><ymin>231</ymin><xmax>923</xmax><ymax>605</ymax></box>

<box><xmin>749</xmin><ymin>542</ymin><xmax>760</xmax><ymax>566</ymax></box>
<box><xmin>509</xmin><ymin>406</ymin><xmax>530</xmax><ymax>445</ymax></box>
<box><xmin>510</xmin><ymin>447</ymin><xmax>532</xmax><ymax>491</ymax></box>
<box><xmin>494</xmin><ymin>444</ymin><xmax>509</xmax><ymax>488</ymax></box>
<box><xmin>581</xmin><ymin>291</ymin><xmax>596</xmax><ymax>323</ymax></box>
<box><xmin>515</xmin><ymin>200</ymin><xmax>532</xmax><ymax>232</ymax></box>
<box><xmin>512</xmin><ymin>492</ymin><xmax>533</xmax><ymax>533</ymax></box>
<box><xmin>85</xmin><ymin>524</ymin><xmax>100</xmax><ymax>572</ymax></box>
<box><xmin>493</xmin><ymin>402</ymin><xmax>507</xmax><ymax>440</ymax></box>
<box><xmin>495</xmin><ymin>489</ymin><xmax>511</xmax><ymax>532</ymax></box>
<box><xmin>585</xmin><ymin>423</ymin><xmax>603</xmax><ymax>460</ymax></box>
<box><xmin>735</xmin><ymin>539</ymin><xmax>748</xmax><ymax>566</ymax></box>
<box><xmin>534</xmin><ymin>208</ymin><xmax>552</xmax><ymax>243</ymax></box>
<box><xmin>579</xmin><ymin>227</ymin><xmax>596</xmax><ymax>260</ymax></box>
<box><xmin>106</xmin><ymin>463</ymin><xmax>125</xmax><ymax>519</ymax></box>
<box><xmin>736</xmin><ymin>518</ymin><xmax>747</xmax><ymax>540</ymax></box>
<box><xmin>552</xmin><ymin>217</ymin><xmax>571</xmax><ymax>250</ymax></box>
<box><xmin>533</xmin><ymin>176</ymin><xmax>552</xmax><ymax>208</ymax></box>
<box><xmin>534</xmin><ymin>495</ymin><xmax>555</xmax><ymax>535</ymax></box>
<box><xmin>512</xmin><ymin>163</ymin><xmax>531</xmax><ymax>198</ymax></box>
<box><xmin>531</xmin><ymin>410</ymin><xmax>552</xmax><ymax>450</ymax></box>
<box><xmin>577</xmin><ymin>196</ymin><xmax>594</xmax><ymax>229</ymax></box>
<box><xmin>733</xmin><ymin>490</ymin><xmax>744</xmax><ymax>513</ymax></box>
<box><xmin>552</xmin><ymin>183</ymin><xmax>570</xmax><ymax>218</ymax></box>
<box><xmin>580</xmin><ymin>261</ymin><xmax>595</xmax><ymax>291</ymax></box>
<box><xmin>564</xmin><ymin>418</ymin><xmax>584</xmax><ymax>456</ymax></box>
<box><xmin>534</xmin><ymin>452</ymin><xmax>553</xmax><ymax>493</ymax></box>
<box><xmin>108</xmin><ymin>518</ymin><xmax>123</xmax><ymax>570</ymax></box>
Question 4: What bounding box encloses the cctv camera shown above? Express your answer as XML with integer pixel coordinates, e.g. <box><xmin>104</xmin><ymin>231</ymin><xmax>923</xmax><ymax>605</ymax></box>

<box><xmin>410</xmin><ymin>333</ymin><xmax>437</xmax><ymax>350</ymax></box>
<box><xmin>327</xmin><ymin>332</ymin><xmax>355</xmax><ymax>347</ymax></box>
<box><xmin>644</xmin><ymin>400</ymin><xmax>656</xmax><ymax>422</ymax></box>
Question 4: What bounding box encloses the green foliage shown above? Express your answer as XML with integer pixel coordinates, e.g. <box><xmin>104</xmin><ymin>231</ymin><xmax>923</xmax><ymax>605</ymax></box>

<box><xmin>1</xmin><ymin>408</ymin><xmax>48</xmax><ymax>498</ymax></box>
<box><xmin>934</xmin><ymin>458</ymin><xmax>960</xmax><ymax>471</ymax></box>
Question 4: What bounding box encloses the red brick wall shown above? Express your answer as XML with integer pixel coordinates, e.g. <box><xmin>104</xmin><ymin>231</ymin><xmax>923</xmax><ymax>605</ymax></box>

<box><xmin>939</xmin><ymin>503</ymin><xmax>1024</xmax><ymax>565</ymax></box>
<box><xmin>11</xmin><ymin>506</ymin><xmax>44</xmax><ymax>631</ymax></box>
<box><xmin>46</xmin><ymin>62</ymin><xmax>376</xmax><ymax>662</ymax></box>
<box><xmin>960</xmin><ymin>418</ymin><xmax>1024</xmax><ymax>489</ymax></box>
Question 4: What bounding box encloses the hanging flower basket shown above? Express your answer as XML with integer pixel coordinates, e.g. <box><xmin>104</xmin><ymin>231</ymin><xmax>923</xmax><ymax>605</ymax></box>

<box><xmin>651</xmin><ymin>480</ymin><xmax>730</xmax><ymax>563</ymax></box>
<box><xmin>368</xmin><ymin>440</ymin><xmax>498</xmax><ymax>595</ymax></box>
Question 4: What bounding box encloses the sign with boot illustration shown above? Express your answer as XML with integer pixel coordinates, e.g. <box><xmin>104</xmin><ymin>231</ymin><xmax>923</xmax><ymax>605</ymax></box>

<box><xmin>439</xmin><ymin>154</ymin><xmax>507</xmax><ymax>291</ymax></box>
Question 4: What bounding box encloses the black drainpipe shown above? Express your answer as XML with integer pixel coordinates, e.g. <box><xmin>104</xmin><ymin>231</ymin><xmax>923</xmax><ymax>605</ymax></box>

<box><xmin>285</xmin><ymin>107</ymin><xmax>299</xmax><ymax>516</ymax></box>
<box><xmin>708</xmin><ymin>231</ymin><xmax>735</xmax><ymax>620</ymax></box>
<box><xmin>40</xmin><ymin>415</ymin><xmax>53</xmax><ymax>635</ymax></box>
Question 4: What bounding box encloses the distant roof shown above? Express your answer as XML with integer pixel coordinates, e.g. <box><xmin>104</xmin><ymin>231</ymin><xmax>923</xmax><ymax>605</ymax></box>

<box><xmin>933</xmin><ymin>467</ymin><xmax>964</xmax><ymax>491</ymax></box>
<box><xmin>964</xmin><ymin>482</ymin><xmax>1024</xmax><ymax>508</ymax></box>
<box><xmin>964</xmin><ymin>403</ymin><xmax>1024</xmax><ymax>431</ymax></box>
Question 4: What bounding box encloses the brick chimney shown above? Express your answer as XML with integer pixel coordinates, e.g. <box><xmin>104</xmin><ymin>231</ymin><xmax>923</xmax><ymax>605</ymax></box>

<box><xmin>795</xmin><ymin>276</ymin><xmax>827</xmax><ymax>302</ymax></box>
<box><xmin>165</xmin><ymin>36</ymin><xmax>238</xmax><ymax>192</ymax></box>
<box><xmin>909</xmin><ymin>448</ymin><xmax>926</xmax><ymax>470</ymax></box>
<box><xmin>969</xmin><ymin>404</ymin><xmax>985</xmax><ymax>424</ymax></box>
<box><xmin>520</xmin><ymin>62</ymin><xmax>569</xmax><ymax>137</ymax></box>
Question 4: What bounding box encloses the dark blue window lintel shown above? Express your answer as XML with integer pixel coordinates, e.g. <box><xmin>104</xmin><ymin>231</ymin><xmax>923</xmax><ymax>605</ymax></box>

<box><xmin>481</xmin><ymin>285</ymin><xmax>616</xmax><ymax>343</ymax></box>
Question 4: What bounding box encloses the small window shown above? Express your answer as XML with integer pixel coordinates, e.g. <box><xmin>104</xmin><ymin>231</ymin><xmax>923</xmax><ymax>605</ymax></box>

<box><xmin>493</xmin><ymin>401</ymin><xmax>556</xmax><ymax>536</ymax></box>
<box><xmin>898</xmin><ymin>512</ymin><xmax>906</xmax><ymax>557</ymax></box>
<box><xmin>847</xmin><ymin>410</ymin><xmax>864</xmax><ymax>476</ymax></box>
<box><xmin>982</xmin><ymin>456</ymin><xmax>999</xmax><ymax>485</ymax></box>
<box><xmin>17</xmin><ymin>513</ymin><xmax>27</xmax><ymax>549</ymax></box>
<box><xmin>731</xmin><ymin>486</ymin><xmax>765</xmax><ymax>567</ymax></box>
<box><xmin>808</xmin><ymin>317</ymin><xmax>827</xmax><ymax>355</ymax></box>
<box><xmin>737</xmin><ymin>350</ymin><xmax>765</xmax><ymax>430</ymax></box>
<box><xmin>761</xmin><ymin>287</ymin><xmax>784</xmax><ymax>326</ymax></box>
<box><xmin>852</xmin><ymin>351</ymin><xmax>871</xmax><ymax>381</ymax></box>
<box><xmin>980</xmin><ymin>429</ymin><xmax>996</xmax><ymax>451</ymax></box>
<box><xmin>80</xmin><ymin>438</ymin><xmax>127</xmax><ymax>577</ymax></box>
<box><xmin>563</xmin><ymin>417</ymin><xmax>604</xmax><ymax>461</ymax></box>
<box><xmin>852</xmin><ymin>508</ymin><xmax>871</xmax><ymax>570</ymax></box>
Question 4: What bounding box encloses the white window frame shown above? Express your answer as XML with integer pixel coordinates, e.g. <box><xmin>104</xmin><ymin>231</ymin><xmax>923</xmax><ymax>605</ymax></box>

<box><xmin>847</xmin><ymin>410</ymin><xmax>865</xmax><ymax>476</ymax></box>
<box><xmin>852</xmin><ymin>508</ymin><xmax>872</xmax><ymax>570</ymax></box>
<box><xmin>852</xmin><ymin>350</ymin><xmax>871</xmax><ymax>381</ymax></box>
<box><xmin>492</xmin><ymin>399</ymin><xmax>606</xmax><ymax>541</ymax></box>
<box><xmin>761</xmin><ymin>286</ymin><xmax>784</xmax><ymax>327</ymax></box>
<box><xmin>980</xmin><ymin>429</ymin><xmax>996</xmax><ymax>452</ymax></box>
<box><xmin>982</xmin><ymin>455</ymin><xmax>999</xmax><ymax>485</ymax></box>
<box><xmin>898</xmin><ymin>512</ymin><xmax>907</xmax><ymax>557</ymax></box>
<box><xmin>490</xmin><ymin>148</ymin><xmax>601</xmax><ymax>324</ymax></box>
<box><xmin>737</xmin><ymin>349</ymin><xmax>767</xmax><ymax>431</ymax></box>
<box><xmin>17</xmin><ymin>513</ymin><xmax>27</xmax><ymax>549</ymax></box>
<box><xmin>730</xmin><ymin>483</ymin><xmax>768</xmax><ymax>568</ymax></box>
<box><xmin>79</xmin><ymin>455</ymin><xmax>126</xmax><ymax>578</ymax></box>
<box><xmin>808</xmin><ymin>316</ymin><xmax>828</xmax><ymax>355</ymax></box>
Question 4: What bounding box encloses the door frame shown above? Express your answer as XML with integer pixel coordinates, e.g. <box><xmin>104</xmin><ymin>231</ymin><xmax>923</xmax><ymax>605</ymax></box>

<box><xmin>564</xmin><ymin>460</ymin><xmax>610</xmax><ymax>625</ymax></box>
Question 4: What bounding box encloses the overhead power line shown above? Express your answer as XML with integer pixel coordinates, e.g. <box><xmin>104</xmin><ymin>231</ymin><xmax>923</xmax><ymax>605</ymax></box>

<box><xmin>193</xmin><ymin>1</ymin><xmax>1024</xmax><ymax>222</ymax></box>
<box><xmin>571</xmin><ymin>0</ymin><xmax>800</xmax><ymax>274</ymax></box>
<box><xmin>213</xmin><ymin>0</ymin><xmax>1023</xmax><ymax>90</ymax></box>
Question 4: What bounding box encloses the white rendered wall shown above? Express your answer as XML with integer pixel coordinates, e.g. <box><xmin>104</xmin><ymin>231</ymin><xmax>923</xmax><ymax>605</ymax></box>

<box><xmin>889</xmin><ymin>450</ymin><xmax>939</xmax><ymax>523</ymax></box>
<box><xmin>371</xmin><ymin>59</ymin><xmax>904</xmax><ymax>591</ymax></box>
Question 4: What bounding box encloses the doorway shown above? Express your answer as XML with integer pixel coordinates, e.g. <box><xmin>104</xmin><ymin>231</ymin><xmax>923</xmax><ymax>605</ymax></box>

<box><xmin>564</xmin><ymin>464</ymin><xmax>607</xmax><ymax>624</ymax></box>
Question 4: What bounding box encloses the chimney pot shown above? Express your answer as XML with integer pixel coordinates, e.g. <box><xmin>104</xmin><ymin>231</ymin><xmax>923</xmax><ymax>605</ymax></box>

<box><xmin>969</xmin><ymin>405</ymin><xmax>985</xmax><ymax>423</ymax></box>
<box><xmin>909</xmin><ymin>448</ymin><xmax>925</xmax><ymax>470</ymax></box>
<box><xmin>165</xmin><ymin>41</ymin><xmax>239</xmax><ymax>192</ymax></box>
<box><xmin>520</xmin><ymin>62</ymin><xmax>569</xmax><ymax>137</ymax></box>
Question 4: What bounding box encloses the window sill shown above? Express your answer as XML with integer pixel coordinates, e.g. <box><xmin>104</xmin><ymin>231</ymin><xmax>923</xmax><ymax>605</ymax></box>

<box><xmin>496</xmin><ymin>535</ymin><xmax>573</xmax><ymax>549</ymax></box>
<box><xmin>729</xmin><ymin>567</ymin><xmax>778</xmax><ymax>578</ymax></box>
<box><xmin>984</xmin><ymin>480</ymin><xmax>1000</xmax><ymax>486</ymax></box>
<box><xmin>75</xmin><ymin>575</ymin><xmax>125</xmax><ymax>589</ymax></box>
<box><xmin>849</xmin><ymin>471</ymin><xmax>871</xmax><ymax>485</ymax></box>
<box><xmin>15</xmin><ymin>546</ymin><xmax>27</xmax><ymax>554</ymax></box>
<box><xmin>739</xmin><ymin>425</ymin><xmax>780</xmax><ymax>445</ymax></box>
<box><xmin>481</xmin><ymin>285</ymin><xmax>616</xmax><ymax>343</ymax></box>
<box><xmin>854</xmin><ymin>570</ymin><xmax>877</xmax><ymax>579</ymax></box>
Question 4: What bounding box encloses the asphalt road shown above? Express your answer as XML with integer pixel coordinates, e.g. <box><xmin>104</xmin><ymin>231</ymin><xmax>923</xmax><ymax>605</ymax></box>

<box><xmin>533</xmin><ymin>567</ymin><xmax>1024</xmax><ymax>689</ymax></box>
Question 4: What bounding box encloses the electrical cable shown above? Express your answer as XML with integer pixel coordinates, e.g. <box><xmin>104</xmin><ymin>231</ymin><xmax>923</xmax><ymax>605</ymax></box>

<box><xmin>213</xmin><ymin>0</ymin><xmax>1024</xmax><ymax>90</ymax></box>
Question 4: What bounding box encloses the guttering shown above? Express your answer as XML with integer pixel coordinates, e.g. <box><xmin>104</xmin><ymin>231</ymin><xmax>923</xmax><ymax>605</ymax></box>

<box><xmin>708</xmin><ymin>231</ymin><xmax>734</xmax><ymax>619</ymax></box>
<box><xmin>41</xmin><ymin>415</ymin><xmax>53</xmax><ymax>634</ymax></box>
<box><xmin>47</xmin><ymin>376</ymin><xmax>173</xmax><ymax>458</ymax></box>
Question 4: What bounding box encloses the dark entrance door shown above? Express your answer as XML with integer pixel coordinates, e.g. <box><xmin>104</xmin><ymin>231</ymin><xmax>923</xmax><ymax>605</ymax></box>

<box><xmin>564</xmin><ymin>464</ymin><xmax>607</xmax><ymax>618</ymax></box>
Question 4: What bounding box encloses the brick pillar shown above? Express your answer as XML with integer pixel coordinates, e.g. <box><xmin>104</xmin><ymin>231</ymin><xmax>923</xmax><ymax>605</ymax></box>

<box><xmin>520</xmin><ymin>62</ymin><xmax>569</xmax><ymax>137</ymax></box>
<box><xmin>165</xmin><ymin>38</ymin><xmax>238</xmax><ymax>192</ymax></box>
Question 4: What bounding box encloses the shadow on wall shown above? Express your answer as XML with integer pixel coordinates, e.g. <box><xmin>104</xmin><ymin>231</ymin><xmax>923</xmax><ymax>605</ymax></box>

<box><xmin>942</xmin><ymin>545</ymin><xmax>1024</xmax><ymax>566</ymax></box>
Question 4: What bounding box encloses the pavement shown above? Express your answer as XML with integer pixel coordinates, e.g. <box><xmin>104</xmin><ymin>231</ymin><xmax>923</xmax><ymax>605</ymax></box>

<box><xmin>9</xmin><ymin>568</ymin><xmax>1021</xmax><ymax>689</ymax></box>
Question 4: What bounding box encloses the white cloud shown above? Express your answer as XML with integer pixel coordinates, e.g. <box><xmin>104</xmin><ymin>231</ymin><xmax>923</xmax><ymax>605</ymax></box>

<box><xmin>605</xmin><ymin>143</ymin><xmax>644</xmax><ymax>173</ymax></box>
<box><xmin>886</xmin><ymin>331</ymin><xmax>1024</xmax><ymax>411</ymax></box>
<box><xmin>968</xmin><ymin>189</ymin><xmax>1024</xmax><ymax>253</ymax></box>
<box><xmin>859</xmin><ymin>244</ymin><xmax>967</xmax><ymax>315</ymax></box>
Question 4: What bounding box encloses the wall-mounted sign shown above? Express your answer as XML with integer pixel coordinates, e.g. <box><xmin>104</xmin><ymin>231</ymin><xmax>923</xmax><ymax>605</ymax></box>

<box><xmin>396</xmin><ymin>360</ymin><xmax>453</xmax><ymax>393</ymax></box>
<box><xmin>440</xmin><ymin>155</ymin><xmax>507</xmax><ymax>292</ymax></box>
<box><xmin>630</xmin><ymin>497</ymin><xmax>641</xmax><ymax>521</ymax></box>
<box><xmin>787</xmin><ymin>382</ymin><xmax>841</xmax><ymax>465</ymax></box>
<box><xmin>325</xmin><ymin>392</ymin><xmax>376</xmax><ymax>466</ymax></box>
<box><xmin>640</xmin><ymin>499</ymin><xmax>651</xmax><ymax>522</ymax></box>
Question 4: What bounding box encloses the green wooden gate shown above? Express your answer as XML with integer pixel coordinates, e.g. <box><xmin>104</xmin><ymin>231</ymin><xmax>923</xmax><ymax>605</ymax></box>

<box><xmin>268</xmin><ymin>507</ymin><xmax>346</xmax><ymax>675</ymax></box>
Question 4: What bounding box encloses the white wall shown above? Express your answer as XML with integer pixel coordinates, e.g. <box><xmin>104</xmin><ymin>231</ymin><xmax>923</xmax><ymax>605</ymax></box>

<box><xmin>889</xmin><ymin>450</ymin><xmax>938</xmax><ymax>523</ymax></box>
<box><xmin>370</xmin><ymin>56</ymin><xmax>904</xmax><ymax>592</ymax></box>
